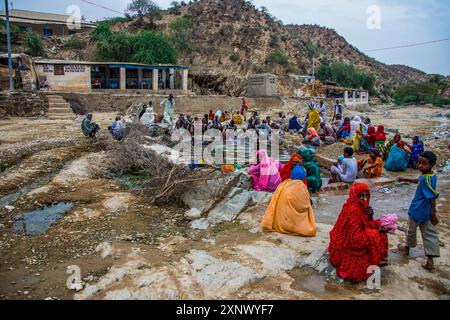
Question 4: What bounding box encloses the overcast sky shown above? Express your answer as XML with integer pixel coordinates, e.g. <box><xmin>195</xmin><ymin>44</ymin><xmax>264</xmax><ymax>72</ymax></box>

<box><xmin>4</xmin><ymin>0</ymin><xmax>450</xmax><ymax>75</ymax></box>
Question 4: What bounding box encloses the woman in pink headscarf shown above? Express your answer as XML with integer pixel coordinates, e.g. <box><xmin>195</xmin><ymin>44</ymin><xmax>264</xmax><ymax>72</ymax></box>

<box><xmin>248</xmin><ymin>150</ymin><xmax>282</xmax><ymax>192</ymax></box>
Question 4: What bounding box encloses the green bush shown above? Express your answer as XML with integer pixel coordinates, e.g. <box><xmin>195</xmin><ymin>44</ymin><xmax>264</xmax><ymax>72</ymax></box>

<box><xmin>267</xmin><ymin>49</ymin><xmax>289</xmax><ymax>67</ymax></box>
<box><xmin>316</xmin><ymin>60</ymin><xmax>376</xmax><ymax>94</ymax></box>
<box><xmin>24</xmin><ymin>32</ymin><xmax>44</xmax><ymax>56</ymax></box>
<box><xmin>230</xmin><ymin>52</ymin><xmax>240</xmax><ymax>62</ymax></box>
<box><xmin>64</xmin><ymin>37</ymin><xmax>85</xmax><ymax>49</ymax></box>
<box><xmin>132</xmin><ymin>31</ymin><xmax>179</xmax><ymax>64</ymax></box>
<box><xmin>393</xmin><ymin>80</ymin><xmax>449</xmax><ymax>107</ymax></box>
<box><xmin>91</xmin><ymin>21</ymin><xmax>113</xmax><ymax>41</ymax></box>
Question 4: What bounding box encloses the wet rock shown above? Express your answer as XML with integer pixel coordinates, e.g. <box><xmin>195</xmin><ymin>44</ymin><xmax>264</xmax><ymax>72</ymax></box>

<box><xmin>187</xmin><ymin>250</ymin><xmax>263</xmax><ymax>295</ymax></box>
<box><xmin>184</xmin><ymin>208</ymin><xmax>202</xmax><ymax>220</ymax></box>
<box><xmin>238</xmin><ymin>242</ymin><xmax>301</xmax><ymax>275</ymax></box>
<box><xmin>300</xmin><ymin>250</ymin><xmax>341</xmax><ymax>282</ymax></box>
<box><xmin>190</xmin><ymin>218</ymin><xmax>210</xmax><ymax>230</ymax></box>
<box><xmin>104</xmin><ymin>289</ymin><xmax>133</xmax><ymax>300</ymax></box>
<box><xmin>182</xmin><ymin>171</ymin><xmax>251</xmax><ymax>212</ymax></box>
<box><xmin>190</xmin><ymin>188</ymin><xmax>270</xmax><ymax>230</ymax></box>
<box><xmin>83</xmin><ymin>285</ymin><xmax>100</xmax><ymax>296</ymax></box>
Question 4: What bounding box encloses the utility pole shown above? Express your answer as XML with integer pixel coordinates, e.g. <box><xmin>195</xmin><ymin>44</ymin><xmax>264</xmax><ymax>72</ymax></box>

<box><xmin>5</xmin><ymin>0</ymin><xmax>14</xmax><ymax>91</ymax></box>
<box><xmin>312</xmin><ymin>54</ymin><xmax>315</xmax><ymax>94</ymax></box>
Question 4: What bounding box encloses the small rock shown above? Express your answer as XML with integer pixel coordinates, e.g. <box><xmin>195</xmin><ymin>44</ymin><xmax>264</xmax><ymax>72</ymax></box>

<box><xmin>4</xmin><ymin>205</ymin><xmax>15</xmax><ymax>211</ymax></box>
<box><xmin>23</xmin><ymin>291</ymin><xmax>29</xmax><ymax>295</ymax></box>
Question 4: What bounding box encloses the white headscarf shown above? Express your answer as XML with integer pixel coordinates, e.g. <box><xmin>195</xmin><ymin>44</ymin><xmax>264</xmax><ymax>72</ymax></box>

<box><xmin>140</xmin><ymin>106</ymin><xmax>156</xmax><ymax>126</ymax></box>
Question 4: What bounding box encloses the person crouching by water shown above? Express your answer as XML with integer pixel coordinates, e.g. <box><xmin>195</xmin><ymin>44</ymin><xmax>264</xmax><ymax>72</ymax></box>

<box><xmin>328</xmin><ymin>183</ymin><xmax>389</xmax><ymax>283</ymax></box>
<box><xmin>248</xmin><ymin>150</ymin><xmax>282</xmax><ymax>192</ymax></box>
<box><xmin>261</xmin><ymin>165</ymin><xmax>317</xmax><ymax>237</ymax></box>
<box><xmin>108</xmin><ymin>115</ymin><xmax>124</xmax><ymax>141</ymax></box>
<box><xmin>81</xmin><ymin>114</ymin><xmax>100</xmax><ymax>138</ymax></box>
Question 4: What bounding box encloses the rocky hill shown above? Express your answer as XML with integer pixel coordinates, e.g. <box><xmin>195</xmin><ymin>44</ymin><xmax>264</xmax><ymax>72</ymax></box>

<box><xmin>29</xmin><ymin>0</ymin><xmax>432</xmax><ymax>96</ymax></box>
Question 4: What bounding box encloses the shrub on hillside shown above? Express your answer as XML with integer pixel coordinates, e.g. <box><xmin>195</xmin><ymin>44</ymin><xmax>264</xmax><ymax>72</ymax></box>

<box><xmin>24</xmin><ymin>32</ymin><xmax>45</xmax><ymax>56</ymax></box>
<box><xmin>316</xmin><ymin>60</ymin><xmax>376</xmax><ymax>94</ymax></box>
<box><xmin>64</xmin><ymin>37</ymin><xmax>85</xmax><ymax>50</ymax></box>
<box><xmin>394</xmin><ymin>80</ymin><xmax>450</xmax><ymax>107</ymax></box>
<box><xmin>230</xmin><ymin>52</ymin><xmax>240</xmax><ymax>62</ymax></box>
<box><xmin>267</xmin><ymin>49</ymin><xmax>290</xmax><ymax>67</ymax></box>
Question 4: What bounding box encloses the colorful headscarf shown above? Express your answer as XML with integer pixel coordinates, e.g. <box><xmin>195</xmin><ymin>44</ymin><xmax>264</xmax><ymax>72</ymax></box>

<box><xmin>347</xmin><ymin>183</ymin><xmax>371</xmax><ymax>209</ymax></box>
<box><xmin>375</xmin><ymin>125</ymin><xmax>386</xmax><ymax>141</ymax></box>
<box><xmin>306</xmin><ymin>128</ymin><xmax>319</xmax><ymax>139</ymax></box>
<box><xmin>290</xmin><ymin>165</ymin><xmax>307</xmax><ymax>180</ymax></box>
<box><xmin>369</xmin><ymin>147</ymin><xmax>381</xmax><ymax>157</ymax></box>
<box><xmin>280</xmin><ymin>154</ymin><xmax>303</xmax><ymax>181</ymax></box>
<box><xmin>365</xmin><ymin>126</ymin><xmax>377</xmax><ymax>147</ymax></box>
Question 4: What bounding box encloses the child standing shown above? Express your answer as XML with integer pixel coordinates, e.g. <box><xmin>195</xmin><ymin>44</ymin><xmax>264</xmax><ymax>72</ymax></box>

<box><xmin>397</xmin><ymin>151</ymin><xmax>440</xmax><ymax>271</ymax></box>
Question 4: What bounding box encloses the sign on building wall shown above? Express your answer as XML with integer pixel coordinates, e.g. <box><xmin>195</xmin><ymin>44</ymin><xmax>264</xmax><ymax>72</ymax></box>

<box><xmin>64</xmin><ymin>65</ymin><xmax>85</xmax><ymax>73</ymax></box>
<box><xmin>42</xmin><ymin>64</ymin><xmax>54</xmax><ymax>73</ymax></box>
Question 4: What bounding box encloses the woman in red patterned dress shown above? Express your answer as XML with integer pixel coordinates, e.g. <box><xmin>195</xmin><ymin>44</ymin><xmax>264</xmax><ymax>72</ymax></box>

<box><xmin>328</xmin><ymin>183</ymin><xmax>389</xmax><ymax>283</ymax></box>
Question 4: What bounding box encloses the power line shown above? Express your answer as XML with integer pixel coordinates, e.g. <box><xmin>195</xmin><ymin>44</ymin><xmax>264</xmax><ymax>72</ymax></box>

<box><xmin>79</xmin><ymin>0</ymin><xmax>124</xmax><ymax>16</ymax></box>
<box><xmin>366</xmin><ymin>37</ymin><xmax>450</xmax><ymax>52</ymax></box>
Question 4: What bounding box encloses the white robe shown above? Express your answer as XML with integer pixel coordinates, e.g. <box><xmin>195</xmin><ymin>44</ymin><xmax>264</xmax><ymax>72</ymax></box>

<box><xmin>140</xmin><ymin>107</ymin><xmax>156</xmax><ymax>127</ymax></box>
<box><xmin>160</xmin><ymin>99</ymin><xmax>175</xmax><ymax>125</ymax></box>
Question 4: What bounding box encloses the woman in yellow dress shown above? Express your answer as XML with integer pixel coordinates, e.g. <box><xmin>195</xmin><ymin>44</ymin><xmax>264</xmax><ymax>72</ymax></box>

<box><xmin>307</xmin><ymin>102</ymin><xmax>320</xmax><ymax>132</ymax></box>
<box><xmin>261</xmin><ymin>165</ymin><xmax>317</xmax><ymax>237</ymax></box>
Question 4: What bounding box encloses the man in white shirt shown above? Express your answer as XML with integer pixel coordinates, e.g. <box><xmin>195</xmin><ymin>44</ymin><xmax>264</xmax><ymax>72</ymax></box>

<box><xmin>330</xmin><ymin>147</ymin><xmax>358</xmax><ymax>183</ymax></box>
<box><xmin>317</xmin><ymin>99</ymin><xmax>327</xmax><ymax>122</ymax></box>
<box><xmin>333</xmin><ymin>99</ymin><xmax>344</xmax><ymax>121</ymax></box>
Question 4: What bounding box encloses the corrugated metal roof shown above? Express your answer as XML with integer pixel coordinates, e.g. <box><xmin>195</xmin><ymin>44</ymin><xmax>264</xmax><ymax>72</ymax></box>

<box><xmin>0</xmin><ymin>9</ymin><xmax>95</xmax><ymax>27</ymax></box>
<box><xmin>35</xmin><ymin>59</ymin><xmax>189</xmax><ymax>69</ymax></box>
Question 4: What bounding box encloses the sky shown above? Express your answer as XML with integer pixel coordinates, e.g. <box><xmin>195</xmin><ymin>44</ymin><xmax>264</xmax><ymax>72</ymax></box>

<box><xmin>3</xmin><ymin>0</ymin><xmax>450</xmax><ymax>75</ymax></box>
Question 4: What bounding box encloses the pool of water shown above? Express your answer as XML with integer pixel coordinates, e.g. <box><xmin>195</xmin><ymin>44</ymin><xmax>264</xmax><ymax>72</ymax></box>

<box><xmin>0</xmin><ymin>159</ymin><xmax>77</xmax><ymax>208</ymax></box>
<box><xmin>111</xmin><ymin>171</ymin><xmax>151</xmax><ymax>190</ymax></box>
<box><xmin>14</xmin><ymin>202</ymin><xmax>74</xmax><ymax>235</ymax></box>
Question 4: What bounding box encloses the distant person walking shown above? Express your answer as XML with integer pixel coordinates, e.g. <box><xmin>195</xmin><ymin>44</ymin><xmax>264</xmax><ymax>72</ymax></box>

<box><xmin>333</xmin><ymin>99</ymin><xmax>344</xmax><ymax>121</ymax></box>
<box><xmin>161</xmin><ymin>94</ymin><xmax>175</xmax><ymax>126</ymax></box>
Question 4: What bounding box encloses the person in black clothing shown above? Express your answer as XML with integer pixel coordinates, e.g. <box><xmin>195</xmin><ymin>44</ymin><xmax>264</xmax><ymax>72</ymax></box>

<box><xmin>138</xmin><ymin>104</ymin><xmax>147</xmax><ymax>120</ymax></box>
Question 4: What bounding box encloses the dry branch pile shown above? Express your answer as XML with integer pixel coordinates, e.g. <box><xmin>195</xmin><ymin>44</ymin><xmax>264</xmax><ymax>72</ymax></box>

<box><xmin>107</xmin><ymin>124</ymin><xmax>217</xmax><ymax>205</ymax></box>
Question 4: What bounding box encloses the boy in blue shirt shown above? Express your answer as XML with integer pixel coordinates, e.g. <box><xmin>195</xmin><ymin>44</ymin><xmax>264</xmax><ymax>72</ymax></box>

<box><xmin>397</xmin><ymin>151</ymin><xmax>440</xmax><ymax>271</ymax></box>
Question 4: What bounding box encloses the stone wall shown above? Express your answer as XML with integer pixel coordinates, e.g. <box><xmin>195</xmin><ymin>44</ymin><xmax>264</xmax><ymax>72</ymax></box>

<box><xmin>0</xmin><ymin>92</ymin><xmax>49</xmax><ymax>117</ymax></box>
<box><xmin>60</xmin><ymin>92</ymin><xmax>285</xmax><ymax>116</ymax></box>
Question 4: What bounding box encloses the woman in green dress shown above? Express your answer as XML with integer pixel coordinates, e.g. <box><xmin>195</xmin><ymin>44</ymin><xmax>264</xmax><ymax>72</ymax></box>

<box><xmin>299</xmin><ymin>149</ymin><xmax>322</xmax><ymax>193</ymax></box>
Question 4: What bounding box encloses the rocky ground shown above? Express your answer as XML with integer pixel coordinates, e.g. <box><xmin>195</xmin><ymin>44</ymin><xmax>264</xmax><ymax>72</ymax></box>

<box><xmin>0</xmin><ymin>104</ymin><xmax>448</xmax><ymax>300</ymax></box>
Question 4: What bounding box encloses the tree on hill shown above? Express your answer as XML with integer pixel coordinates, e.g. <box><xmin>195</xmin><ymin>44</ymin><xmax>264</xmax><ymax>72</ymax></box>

<box><xmin>126</xmin><ymin>0</ymin><xmax>162</xmax><ymax>28</ymax></box>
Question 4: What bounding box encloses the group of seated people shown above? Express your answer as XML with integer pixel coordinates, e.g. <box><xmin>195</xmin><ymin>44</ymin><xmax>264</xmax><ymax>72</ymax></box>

<box><xmin>173</xmin><ymin>109</ymin><xmax>289</xmax><ymax>137</ymax></box>
<box><xmin>255</xmin><ymin>148</ymin><xmax>391</xmax><ymax>284</ymax></box>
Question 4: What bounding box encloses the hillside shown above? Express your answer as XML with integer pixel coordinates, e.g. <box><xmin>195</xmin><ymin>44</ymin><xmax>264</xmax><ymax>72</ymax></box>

<box><xmin>16</xmin><ymin>0</ymin><xmax>432</xmax><ymax>96</ymax></box>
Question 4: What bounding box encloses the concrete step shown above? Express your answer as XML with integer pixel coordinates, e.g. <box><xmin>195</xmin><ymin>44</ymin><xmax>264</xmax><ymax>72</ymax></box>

<box><xmin>48</xmin><ymin>107</ymin><xmax>73</xmax><ymax>114</ymax></box>
<box><xmin>48</xmin><ymin>102</ymin><xmax>71</xmax><ymax>107</ymax></box>
<box><xmin>47</xmin><ymin>112</ymin><xmax>76</xmax><ymax>117</ymax></box>
<box><xmin>47</xmin><ymin>115</ymin><xmax>76</xmax><ymax>120</ymax></box>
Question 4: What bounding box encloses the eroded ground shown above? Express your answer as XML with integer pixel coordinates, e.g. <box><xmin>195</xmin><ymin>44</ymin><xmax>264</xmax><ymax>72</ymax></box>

<box><xmin>0</xmin><ymin>104</ymin><xmax>449</xmax><ymax>300</ymax></box>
